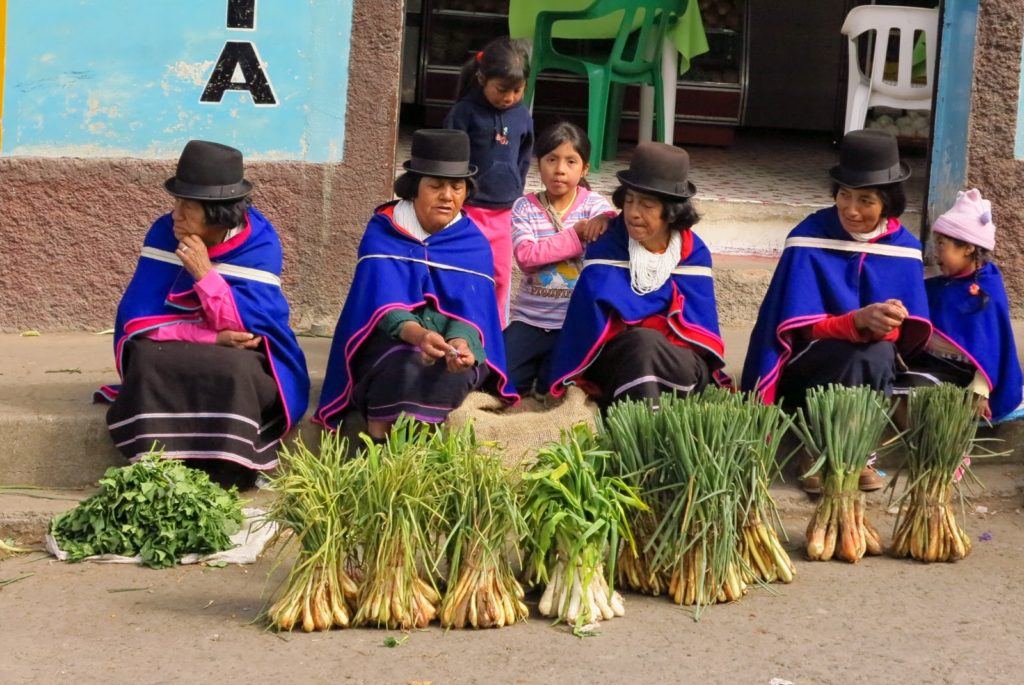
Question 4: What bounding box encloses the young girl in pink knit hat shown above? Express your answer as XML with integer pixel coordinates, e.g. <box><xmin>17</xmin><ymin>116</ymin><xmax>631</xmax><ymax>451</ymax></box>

<box><xmin>902</xmin><ymin>189</ymin><xmax>1023</xmax><ymax>421</ymax></box>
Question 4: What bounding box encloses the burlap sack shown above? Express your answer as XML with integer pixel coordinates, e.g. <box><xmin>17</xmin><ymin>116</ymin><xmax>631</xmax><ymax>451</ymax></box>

<box><xmin>446</xmin><ymin>387</ymin><xmax>599</xmax><ymax>469</ymax></box>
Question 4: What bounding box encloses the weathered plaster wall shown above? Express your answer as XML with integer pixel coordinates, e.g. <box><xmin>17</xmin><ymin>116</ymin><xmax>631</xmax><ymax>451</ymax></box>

<box><xmin>0</xmin><ymin>0</ymin><xmax>403</xmax><ymax>332</ymax></box>
<box><xmin>968</xmin><ymin>0</ymin><xmax>1024</xmax><ymax>314</ymax></box>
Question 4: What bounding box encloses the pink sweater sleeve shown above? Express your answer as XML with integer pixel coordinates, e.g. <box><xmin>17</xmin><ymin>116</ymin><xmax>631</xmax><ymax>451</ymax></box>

<box><xmin>146</xmin><ymin>322</ymin><xmax>219</xmax><ymax>344</ymax></box>
<box><xmin>193</xmin><ymin>270</ymin><xmax>245</xmax><ymax>331</ymax></box>
<box><xmin>513</xmin><ymin>228</ymin><xmax>584</xmax><ymax>270</ymax></box>
<box><xmin>143</xmin><ymin>270</ymin><xmax>245</xmax><ymax>345</ymax></box>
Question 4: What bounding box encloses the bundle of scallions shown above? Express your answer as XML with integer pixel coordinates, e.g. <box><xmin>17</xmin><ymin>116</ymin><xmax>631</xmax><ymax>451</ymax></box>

<box><xmin>793</xmin><ymin>385</ymin><xmax>893</xmax><ymax>562</ymax></box>
<box><xmin>353</xmin><ymin>419</ymin><xmax>446</xmax><ymax>629</ymax></box>
<box><xmin>659</xmin><ymin>389</ymin><xmax>795</xmax><ymax>584</ymax></box>
<box><xmin>732</xmin><ymin>395</ymin><xmax>796</xmax><ymax>584</ymax></box>
<box><xmin>600</xmin><ymin>398</ymin><xmax>671</xmax><ymax>596</ymax></box>
<box><xmin>436</xmin><ymin>425</ymin><xmax>530</xmax><ymax>629</ymax></box>
<box><xmin>652</xmin><ymin>400</ymin><xmax>752</xmax><ymax>617</ymax></box>
<box><xmin>889</xmin><ymin>384</ymin><xmax>994</xmax><ymax>562</ymax></box>
<box><xmin>263</xmin><ymin>431</ymin><xmax>363</xmax><ymax>631</ymax></box>
<box><xmin>523</xmin><ymin>424</ymin><xmax>646</xmax><ymax>629</ymax></box>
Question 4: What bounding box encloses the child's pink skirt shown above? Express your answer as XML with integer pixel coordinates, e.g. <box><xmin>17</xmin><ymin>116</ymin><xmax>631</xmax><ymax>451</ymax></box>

<box><xmin>464</xmin><ymin>204</ymin><xmax>512</xmax><ymax>328</ymax></box>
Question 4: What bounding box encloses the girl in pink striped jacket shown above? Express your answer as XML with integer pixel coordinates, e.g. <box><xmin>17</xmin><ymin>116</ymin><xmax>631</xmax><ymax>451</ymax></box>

<box><xmin>504</xmin><ymin>122</ymin><xmax>616</xmax><ymax>395</ymax></box>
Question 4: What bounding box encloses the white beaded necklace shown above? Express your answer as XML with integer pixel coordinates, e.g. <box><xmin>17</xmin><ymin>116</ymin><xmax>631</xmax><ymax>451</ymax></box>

<box><xmin>628</xmin><ymin>230</ymin><xmax>682</xmax><ymax>295</ymax></box>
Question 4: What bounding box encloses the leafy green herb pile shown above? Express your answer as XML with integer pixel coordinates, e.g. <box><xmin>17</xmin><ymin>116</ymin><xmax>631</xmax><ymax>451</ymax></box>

<box><xmin>50</xmin><ymin>455</ymin><xmax>244</xmax><ymax>568</ymax></box>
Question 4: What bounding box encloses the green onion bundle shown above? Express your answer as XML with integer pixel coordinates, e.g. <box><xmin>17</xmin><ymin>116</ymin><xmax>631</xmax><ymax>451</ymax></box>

<box><xmin>653</xmin><ymin>401</ymin><xmax>751</xmax><ymax>616</ymax></box>
<box><xmin>600</xmin><ymin>398</ymin><xmax>671</xmax><ymax>596</ymax></box>
<box><xmin>734</xmin><ymin>397</ymin><xmax>796</xmax><ymax>584</ymax></box>
<box><xmin>353</xmin><ymin>419</ymin><xmax>446</xmax><ymax>630</ymax></box>
<box><xmin>437</xmin><ymin>425</ymin><xmax>529</xmax><ymax>629</ymax></box>
<box><xmin>523</xmin><ymin>425</ymin><xmax>645</xmax><ymax>629</ymax></box>
<box><xmin>890</xmin><ymin>384</ymin><xmax>985</xmax><ymax>562</ymax></box>
<box><xmin>263</xmin><ymin>432</ymin><xmax>363</xmax><ymax>631</ymax></box>
<box><xmin>793</xmin><ymin>385</ymin><xmax>892</xmax><ymax>562</ymax></box>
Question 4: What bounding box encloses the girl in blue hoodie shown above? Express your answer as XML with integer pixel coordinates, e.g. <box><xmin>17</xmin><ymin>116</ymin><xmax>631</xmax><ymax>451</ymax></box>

<box><xmin>444</xmin><ymin>37</ymin><xmax>534</xmax><ymax>328</ymax></box>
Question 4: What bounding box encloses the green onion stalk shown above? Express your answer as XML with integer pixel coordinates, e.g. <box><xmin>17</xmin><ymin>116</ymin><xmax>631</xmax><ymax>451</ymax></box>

<box><xmin>600</xmin><ymin>397</ymin><xmax>672</xmax><ymax>596</ymax></box>
<box><xmin>652</xmin><ymin>402</ymin><xmax>751</xmax><ymax>618</ymax></box>
<box><xmin>733</xmin><ymin>396</ymin><xmax>797</xmax><ymax>584</ymax></box>
<box><xmin>263</xmin><ymin>431</ymin><xmax>364</xmax><ymax>631</ymax></box>
<box><xmin>1</xmin><ymin>538</ymin><xmax>32</xmax><ymax>556</ymax></box>
<box><xmin>793</xmin><ymin>385</ymin><xmax>893</xmax><ymax>562</ymax></box>
<box><xmin>523</xmin><ymin>424</ymin><xmax>646</xmax><ymax>629</ymax></box>
<box><xmin>352</xmin><ymin>418</ymin><xmax>446</xmax><ymax>629</ymax></box>
<box><xmin>436</xmin><ymin>425</ymin><xmax>530</xmax><ymax>629</ymax></box>
<box><xmin>889</xmin><ymin>384</ymin><xmax>992</xmax><ymax>562</ymax></box>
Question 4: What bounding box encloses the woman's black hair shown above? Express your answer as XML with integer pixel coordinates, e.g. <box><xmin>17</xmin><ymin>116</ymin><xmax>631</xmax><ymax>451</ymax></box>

<box><xmin>535</xmin><ymin>121</ymin><xmax>592</xmax><ymax>190</ymax></box>
<box><xmin>393</xmin><ymin>172</ymin><xmax>476</xmax><ymax>201</ymax></box>
<box><xmin>830</xmin><ymin>181</ymin><xmax>907</xmax><ymax>218</ymax></box>
<box><xmin>456</xmin><ymin>37</ymin><xmax>531</xmax><ymax>100</ymax></box>
<box><xmin>200</xmin><ymin>196</ymin><xmax>251</xmax><ymax>229</ymax></box>
<box><xmin>611</xmin><ymin>184</ymin><xmax>701</xmax><ymax>232</ymax></box>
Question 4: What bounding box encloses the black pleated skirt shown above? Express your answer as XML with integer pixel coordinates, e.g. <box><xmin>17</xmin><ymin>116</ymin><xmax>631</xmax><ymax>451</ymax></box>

<box><xmin>351</xmin><ymin>330</ymin><xmax>490</xmax><ymax>423</ymax></box>
<box><xmin>106</xmin><ymin>339</ymin><xmax>285</xmax><ymax>471</ymax></box>
<box><xmin>582</xmin><ymin>328</ymin><xmax>710</xmax><ymax>408</ymax></box>
<box><xmin>776</xmin><ymin>338</ymin><xmax>899</xmax><ymax>411</ymax></box>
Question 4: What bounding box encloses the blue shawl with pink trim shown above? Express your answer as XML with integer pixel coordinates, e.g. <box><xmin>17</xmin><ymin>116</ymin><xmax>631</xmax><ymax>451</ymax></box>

<box><xmin>926</xmin><ymin>263</ymin><xmax>1023</xmax><ymax>421</ymax></box>
<box><xmin>314</xmin><ymin>203</ymin><xmax>517</xmax><ymax>429</ymax></box>
<box><xmin>741</xmin><ymin>206</ymin><xmax>931</xmax><ymax>402</ymax></box>
<box><xmin>545</xmin><ymin>215</ymin><xmax>727</xmax><ymax>396</ymax></box>
<box><xmin>99</xmin><ymin>208</ymin><xmax>309</xmax><ymax>431</ymax></box>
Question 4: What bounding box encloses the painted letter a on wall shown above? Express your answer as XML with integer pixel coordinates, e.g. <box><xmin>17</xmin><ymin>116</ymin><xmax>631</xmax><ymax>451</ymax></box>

<box><xmin>202</xmin><ymin>1</ymin><xmax>276</xmax><ymax>106</ymax></box>
<box><xmin>0</xmin><ymin>1</ymin><xmax>353</xmax><ymax>162</ymax></box>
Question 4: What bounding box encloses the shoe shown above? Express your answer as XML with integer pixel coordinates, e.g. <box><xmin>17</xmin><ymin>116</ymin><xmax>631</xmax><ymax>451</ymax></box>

<box><xmin>796</xmin><ymin>452</ymin><xmax>822</xmax><ymax>495</ymax></box>
<box><xmin>859</xmin><ymin>466</ymin><xmax>885</xmax><ymax>492</ymax></box>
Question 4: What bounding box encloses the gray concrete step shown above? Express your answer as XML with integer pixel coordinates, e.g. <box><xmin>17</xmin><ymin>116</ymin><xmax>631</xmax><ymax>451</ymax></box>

<box><xmin>1</xmin><ymin>310</ymin><xmax>1022</xmax><ymax>488</ymax></box>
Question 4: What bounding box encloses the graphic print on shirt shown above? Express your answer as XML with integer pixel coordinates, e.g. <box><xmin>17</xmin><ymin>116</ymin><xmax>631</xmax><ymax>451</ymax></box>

<box><xmin>526</xmin><ymin>259</ymin><xmax>582</xmax><ymax>299</ymax></box>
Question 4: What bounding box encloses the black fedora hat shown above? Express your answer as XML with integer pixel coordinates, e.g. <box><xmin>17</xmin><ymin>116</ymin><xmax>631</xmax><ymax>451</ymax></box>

<box><xmin>829</xmin><ymin>130</ymin><xmax>911</xmax><ymax>188</ymax></box>
<box><xmin>616</xmin><ymin>142</ymin><xmax>696</xmax><ymax>200</ymax></box>
<box><xmin>164</xmin><ymin>140</ymin><xmax>253</xmax><ymax>201</ymax></box>
<box><xmin>402</xmin><ymin>129</ymin><xmax>477</xmax><ymax>179</ymax></box>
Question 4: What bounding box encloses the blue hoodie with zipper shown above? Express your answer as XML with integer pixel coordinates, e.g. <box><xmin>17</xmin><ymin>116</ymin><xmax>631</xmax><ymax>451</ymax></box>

<box><xmin>444</xmin><ymin>88</ymin><xmax>534</xmax><ymax>210</ymax></box>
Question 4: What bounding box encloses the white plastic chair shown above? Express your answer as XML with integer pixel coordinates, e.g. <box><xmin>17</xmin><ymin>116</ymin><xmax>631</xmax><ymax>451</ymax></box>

<box><xmin>841</xmin><ymin>5</ymin><xmax>938</xmax><ymax>134</ymax></box>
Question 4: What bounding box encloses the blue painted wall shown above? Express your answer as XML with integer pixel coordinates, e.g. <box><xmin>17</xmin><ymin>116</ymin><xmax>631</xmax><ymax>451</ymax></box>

<box><xmin>0</xmin><ymin>0</ymin><xmax>353</xmax><ymax>161</ymax></box>
<box><xmin>927</xmin><ymin>0</ymin><xmax>980</xmax><ymax>223</ymax></box>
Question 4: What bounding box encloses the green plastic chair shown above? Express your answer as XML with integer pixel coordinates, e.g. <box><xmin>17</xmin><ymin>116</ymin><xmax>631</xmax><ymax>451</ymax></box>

<box><xmin>524</xmin><ymin>0</ymin><xmax>682</xmax><ymax>170</ymax></box>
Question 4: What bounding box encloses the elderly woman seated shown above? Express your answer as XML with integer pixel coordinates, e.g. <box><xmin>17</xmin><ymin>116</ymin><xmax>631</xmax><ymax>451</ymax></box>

<box><xmin>545</xmin><ymin>142</ymin><xmax>730</xmax><ymax>408</ymax></box>
<box><xmin>742</xmin><ymin>130</ymin><xmax>932</xmax><ymax>492</ymax></box>
<box><xmin>315</xmin><ymin>129</ymin><xmax>517</xmax><ymax>437</ymax></box>
<box><xmin>98</xmin><ymin>140</ymin><xmax>309</xmax><ymax>486</ymax></box>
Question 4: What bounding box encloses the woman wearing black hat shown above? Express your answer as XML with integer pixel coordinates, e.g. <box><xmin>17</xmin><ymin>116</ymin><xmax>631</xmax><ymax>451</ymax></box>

<box><xmin>98</xmin><ymin>140</ymin><xmax>310</xmax><ymax>487</ymax></box>
<box><xmin>545</xmin><ymin>142</ymin><xmax>731</xmax><ymax>407</ymax></box>
<box><xmin>742</xmin><ymin>130</ymin><xmax>932</xmax><ymax>492</ymax></box>
<box><xmin>315</xmin><ymin>129</ymin><xmax>518</xmax><ymax>437</ymax></box>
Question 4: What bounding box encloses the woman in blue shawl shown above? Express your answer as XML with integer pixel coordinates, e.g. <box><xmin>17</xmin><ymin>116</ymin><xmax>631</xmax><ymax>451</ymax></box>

<box><xmin>546</xmin><ymin>143</ymin><xmax>730</xmax><ymax>408</ymax></box>
<box><xmin>99</xmin><ymin>141</ymin><xmax>309</xmax><ymax>487</ymax></box>
<box><xmin>315</xmin><ymin>130</ymin><xmax>517</xmax><ymax>438</ymax></box>
<box><xmin>742</xmin><ymin>130</ymin><xmax>931</xmax><ymax>492</ymax></box>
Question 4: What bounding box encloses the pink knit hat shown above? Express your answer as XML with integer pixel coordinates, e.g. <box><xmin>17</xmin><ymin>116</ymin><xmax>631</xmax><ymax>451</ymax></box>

<box><xmin>931</xmin><ymin>188</ymin><xmax>995</xmax><ymax>251</ymax></box>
